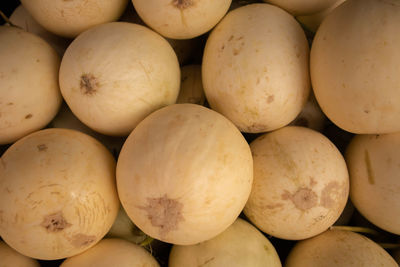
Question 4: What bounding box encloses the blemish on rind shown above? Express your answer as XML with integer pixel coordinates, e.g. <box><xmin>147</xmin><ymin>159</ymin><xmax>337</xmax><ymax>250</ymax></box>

<box><xmin>139</xmin><ymin>194</ymin><xmax>184</xmax><ymax>237</ymax></box>
<box><xmin>37</xmin><ymin>144</ymin><xmax>48</xmax><ymax>151</ymax></box>
<box><xmin>70</xmin><ymin>233</ymin><xmax>96</xmax><ymax>248</ymax></box>
<box><xmin>364</xmin><ymin>150</ymin><xmax>375</xmax><ymax>185</ymax></box>
<box><xmin>80</xmin><ymin>73</ymin><xmax>98</xmax><ymax>95</ymax></box>
<box><xmin>172</xmin><ymin>0</ymin><xmax>194</xmax><ymax>9</ymax></box>
<box><xmin>41</xmin><ymin>211</ymin><xmax>72</xmax><ymax>232</ymax></box>
<box><xmin>282</xmin><ymin>188</ymin><xmax>318</xmax><ymax>211</ymax></box>
<box><xmin>25</xmin><ymin>114</ymin><xmax>33</xmax><ymax>119</ymax></box>
<box><xmin>199</xmin><ymin>257</ymin><xmax>215</xmax><ymax>266</ymax></box>
<box><xmin>320</xmin><ymin>181</ymin><xmax>342</xmax><ymax>208</ymax></box>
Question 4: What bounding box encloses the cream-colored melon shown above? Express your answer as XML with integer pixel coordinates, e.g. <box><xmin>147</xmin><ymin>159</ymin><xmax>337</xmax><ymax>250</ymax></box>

<box><xmin>9</xmin><ymin>5</ymin><xmax>69</xmax><ymax>56</ymax></box>
<box><xmin>59</xmin><ymin>22</ymin><xmax>180</xmax><ymax>136</ymax></box>
<box><xmin>244</xmin><ymin>126</ymin><xmax>349</xmax><ymax>240</ymax></box>
<box><xmin>202</xmin><ymin>4</ymin><xmax>310</xmax><ymax>133</ymax></box>
<box><xmin>169</xmin><ymin>218</ymin><xmax>281</xmax><ymax>267</ymax></box>
<box><xmin>116</xmin><ymin>104</ymin><xmax>253</xmax><ymax>245</ymax></box>
<box><xmin>311</xmin><ymin>0</ymin><xmax>400</xmax><ymax>134</ymax></box>
<box><xmin>263</xmin><ymin>0</ymin><xmax>338</xmax><ymax>16</ymax></box>
<box><xmin>131</xmin><ymin>0</ymin><xmax>232</xmax><ymax>39</ymax></box>
<box><xmin>20</xmin><ymin>0</ymin><xmax>128</xmax><ymax>38</ymax></box>
<box><xmin>0</xmin><ymin>128</ymin><xmax>119</xmax><ymax>260</ymax></box>
<box><xmin>0</xmin><ymin>26</ymin><xmax>62</xmax><ymax>145</ymax></box>
<box><xmin>0</xmin><ymin>241</ymin><xmax>40</xmax><ymax>267</ymax></box>
<box><xmin>285</xmin><ymin>229</ymin><xmax>397</xmax><ymax>266</ymax></box>
<box><xmin>60</xmin><ymin>238</ymin><xmax>159</xmax><ymax>267</ymax></box>
<box><xmin>346</xmin><ymin>132</ymin><xmax>400</xmax><ymax>235</ymax></box>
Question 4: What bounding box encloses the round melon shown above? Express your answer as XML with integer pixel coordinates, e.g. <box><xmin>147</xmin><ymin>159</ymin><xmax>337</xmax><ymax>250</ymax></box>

<box><xmin>0</xmin><ymin>128</ymin><xmax>119</xmax><ymax>260</ymax></box>
<box><xmin>244</xmin><ymin>126</ymin><xmax>349</xmax><ymax>240</ymax></box>
<box><xmin>202</xmin><ymin>4</ymin><xmax>310</xmax><ymax>133</ymax></box>
<box><xmin>169</xmin><ymin>218</ymin><xmax>282</xmax><ymax>267</ymax></box>
<box><xmin>285</xmin><ymin>229</ymin><xmax>397</xmax><ymax>266</ymax></box>
<box><xmin>310</xmin><ymin>0</ymin><xmax>400</xmax><ymax>134</ymax></box>
<box><xmin>60</xmin><ymin>238</ymin><xmax>159</xmax><ymax>267</ymax></box>
<box><xmin>0</xmin><ymin>26</ymin><xmax>62</xmax><ymax>145</ymax></box>
<box><xmin>131</xmin><ymin>0</ymin><xmax>232</xmax><ymax>39</ymax></box>
<box><xmin>20</xmin><ymin>0</ymin><xmax>128</xmax><ymax>38</ymax></box>
<box><xmin>346</xmin><ymin>132</ymin><xmax>400</xmax><ymax>235</ymax></box>
<box><xmin>116</xmin><ymin>104</ymin><xmax>253</xmax><ymax>245</ymax></box>
<box><xmin>59</xmin><ymin>22</ymin><xmax>180</xmax><ymax>136</ymax></box>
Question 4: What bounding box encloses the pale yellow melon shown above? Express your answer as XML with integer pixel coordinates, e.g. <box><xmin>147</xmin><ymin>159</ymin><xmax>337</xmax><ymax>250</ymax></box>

<box><xmin>117</xmin><ymin>104</ymin><xmax>253</xmax><ymax>245</ymax></box>
<box><xmin>0</xmin><ymin>241</ymin><xmax>40</xmax><ymax>267</ymax></box>
<box><xmin>60</xmin><ymin>238</ymin><xmax>159</xmax><ymax>267</ymax></box>
<box><xmin>0</xmin><ymin>128</ymin><xmax>119</xmax><ymax>260</ymax></box>
<box><xmin>202</xmin><ymin>4</ymin><xmax>310</xmax><ymax>133</ymax></box>
<box><xmin>285</xmin><ymin>229</ymin><xmax>397</xmax><ymax>266</ymax></box>
<box><xmin>20</xmin><ymin>0</ymin><xmax>128</xmax><ymax>38</ymax></box>
<box><xmin>346</xmin><ymin>132</ymin><xmax>400</xmax><ymax>235</ymax></box>
<box><xmin>59</xmin><ymin>22</ymin><xmax>180</xmax><ymax>136</ymax></box>
<box><xmin>0</xmin><ymin>26</ymin><xmax>62</xmax><ymax>145</ymax></box>
<box><xmin>311</xmin><ymin>0</ymin><xmax>400</xmax><ymax>134</ymax></box>
<box><xmin>244</xmin><ymin>126</ymin><xmax>349</xmax><ymax>240</ymax></box>
<box><xmin>169</xmin><ymin>218</ymin><xmax>282</xmax><ymax>267</ymax></box>
<box><xmin>131</xmin><ymin>0</ymin><xmax>232</xmax><ymax>39</ymax></box>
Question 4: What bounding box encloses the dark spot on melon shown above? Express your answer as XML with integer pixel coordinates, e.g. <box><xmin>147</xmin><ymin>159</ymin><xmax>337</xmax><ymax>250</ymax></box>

<box><xmin>140</xmin><ymin>194</ymin><xmax>184</xmax><ymax>237</ymax></box>
<box><xmin>70</xmin><ymin>233</ymin><xmax>96</xmax><ymax>248</ymax></box>
<box><xmin>41</xmin><ymin>211</ymin><xmax>71</xmax><ymax>232</ymax></box>
<box><xmin>37</xmin><ymin>144</ymin><xmax>48</xmax><ymax>151</ymax></box>
<box><xmin>80</xmin><ymin>73</ymin><xmax>98</xmax><ymax>95</ymax></box>
<box><xmin>172</xmin><ymin>0</ymin><xmax>194</xmax><ymax>9</ymax></box>
<box><xmin>282</xmin><ymin>188</ymin><xmax>318</xmax><ymax>211</ymax></box>
<box><xmin>25</xmin><ymin>114</ymin><xmax>33</xmax><ymax>119</ymax></box>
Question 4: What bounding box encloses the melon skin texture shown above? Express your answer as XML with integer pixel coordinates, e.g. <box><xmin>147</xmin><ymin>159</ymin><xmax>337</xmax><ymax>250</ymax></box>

<box><xmin>0</xmin><ymin>241</ymin><xmax>40</xmax><ymax>267</ymax></box>
<box><xmin>60</xmin><ymin>238</ymin><xmax>159</xmax><ymax>267</ymax></box>
<box><xmin>345</xmin><ymin>133</ymin><xmax>400</xmax><ymax>235</ymax></box>
<box><xmin>202</xmin><ymin>4</ymin><xmax>310</xmax><ymax>133</ymax></box>
<box><xmin>310</xmin><ymin>0</ymin><xmax>400</xmax><ymax>134</ymax></box>
<box><xmin>169</xmin><ymin>218</ymin><xmax>282</xmax><ymax>267</ymax></box>
<box><xmin>0</xmin><ymin>128</ymin><xmax>120</xmax><ymax>260</ymax></box>
<box><xmin>59</xmin><ymin>22</ymin><xmax>180</xmax><ymax>136</ymax></box>
<box><xmin>20</xmin><ymin>0</ymin><xmax>128</xmax><ymax>38</ymax></box>
<box><xmin>285</xmin><ymin>229</ymin><xmax>398</xmax><ymax>266</ymax></box>
<box><xmin>244</xmin><ymin>126</ymin><xmax>349</xmax><ymax>240</ymax></box>
<box><xmin>0</xmin><ymin>26</ymin><xmax>62</xmax><ymax>145</ymax></box>
<box><xmin>131</xmin><ymin>0</ymin><xmax>232</xmax><ymax>39</ymax></box>
<box><xmin>116</xmin><ymin>104</ymin><xmax>253</xmax><ymax>245</ymax></box>
<box><xmin>263</xmin><ymin>0</ymin><xmax>338</xmax><ymax>16</ymax></box>
<box><xmin>9</xmin><ymin>5</ymin><xmax>69</xmax><ymax>56</ymax></box>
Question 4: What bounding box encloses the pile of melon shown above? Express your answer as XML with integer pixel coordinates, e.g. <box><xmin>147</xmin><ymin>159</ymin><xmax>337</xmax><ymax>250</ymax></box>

<box><xmin>1</xmin><ymin>0</ymin><xmax>400</xmax><ymax>266</ymax></box>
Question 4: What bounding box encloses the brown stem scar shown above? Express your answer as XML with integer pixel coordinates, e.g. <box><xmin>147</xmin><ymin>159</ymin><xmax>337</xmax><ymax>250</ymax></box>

<box><xmin>139</xmin><ymin>194</ymin><xmax>184</xmax><ymax>237</ymax></box>
<box><xmin>41</xmin><ymin>211</ymin><xmax>71</xmax><ymax>232</ymax></box>
<box><xmin>282</xmin><ymin>188</ymin><xmax>318</xmax><ymax>211</ymax></box>
<box><xmin>80</xmin><ymin>73</ymin><xmax>98</xmax><ymax>95</ymax></box>
<box><xmin>172</xmin><ymin>0</ymin><xmax>194</xmax><ymax>9</ymax></box>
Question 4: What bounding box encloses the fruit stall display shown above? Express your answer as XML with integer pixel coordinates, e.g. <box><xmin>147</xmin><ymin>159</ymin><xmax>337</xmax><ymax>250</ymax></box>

<box><xmin>1</xmin><ymin>0</ymin><xmax>400</xmax><ymax>266</ymax></box>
